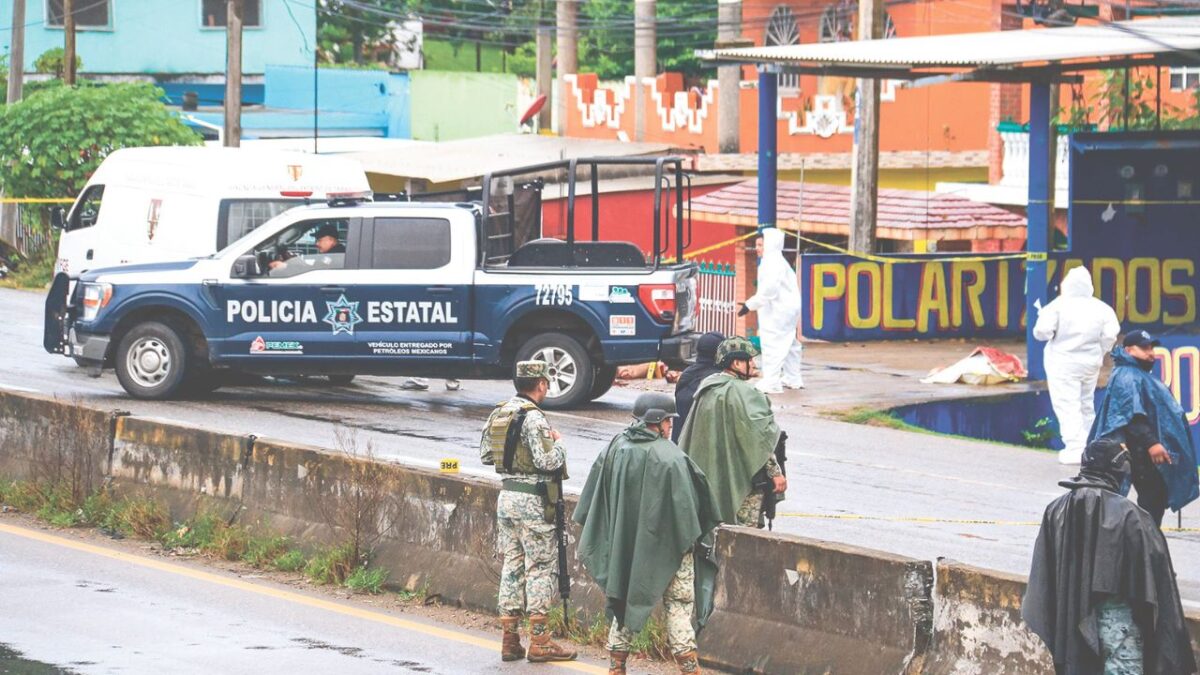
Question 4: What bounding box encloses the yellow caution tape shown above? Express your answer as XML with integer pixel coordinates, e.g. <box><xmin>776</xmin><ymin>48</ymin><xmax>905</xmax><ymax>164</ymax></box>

<box><xmin>778</xmin><ymin>511</ymin><xmax>1200</xmax><ymax>533</ymax></box>
<box><xmin>0</xmin><ymin>197</ymin><xmax>73</xmax><ymax>204</ymax></box>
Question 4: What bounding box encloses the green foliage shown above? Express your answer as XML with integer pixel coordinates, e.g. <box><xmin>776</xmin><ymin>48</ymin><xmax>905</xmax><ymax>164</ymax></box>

<box><xmin>1021</xmin><ymin>416</ymin><xmax>1060</xmax><ymax>448</ymax></box>
<box><xmin>0</xmin><ymin>54</ymin><xmax>8</xmax><ymax>99</ymax></box>
<box><xmin>305</xmin><ymin>543</ymin><xmax>358</xmax><ymax>585</ymax></box>
<box><xmin>1095</xmin><ymin>68</ymin><xmax>1200</xmax><ymax>132</ymax></box>
<box><xmin>319</xmin><ymin>0</ymin><xmax>414</xmax><ymax>65</ymax></box>
<box><xmin>0</xmin><ymin>83</ymin><xmax>201</xmax><ymax>200</ymax></box>
<box><xmin>421</xmin><ymin>38</ymin><xmax>510</xmax><ymax>73</ymax></box>
<box><xmin>578</xmin><ymin>0</ymin><xmax>716</xmax><ymax>81</ymax></box>
<box><xmin>105</xmin><ymin>496</ymin><xmax>170</xmax><ymax>538</ymax></box>
<box><xmin>345</xmin><ymin>565</ymin><xmax>389</xmax><ymax>594</ymax></box>
<box><xmin>161</xmin><ymin>512</ymin><xmax>223</xmax><ymax>549</ymax></box>
<box><xmin>33</xmin><ymin>47</ymin><xmax>82</xmax><ymax>78</ymax></box>
<box><xmin>273</xmin><ymin>549</ymin><xmax>308</xmax><ymax>572</ymax></box>
<box><xmin>243</xmin><ymin>535</ymin><xmax>293</xmax><ymax>568</ymax></box>
<box><xmin>1</xmin><ymin>235</ymin><xmax>58</xmax><ymax>289</ymax></box>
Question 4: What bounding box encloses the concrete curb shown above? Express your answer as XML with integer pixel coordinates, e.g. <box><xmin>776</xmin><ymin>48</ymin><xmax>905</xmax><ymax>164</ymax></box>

<box><xmin>3</xmin><ymin>389</ymin><xmax>1198</xmax><ymax>673</ymax></box>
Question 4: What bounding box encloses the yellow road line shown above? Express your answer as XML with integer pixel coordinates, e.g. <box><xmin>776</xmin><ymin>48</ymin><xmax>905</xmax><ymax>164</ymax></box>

<box><xmin>778</xmin><ymin>512</ymin><xmax>1200</xmax><ymax>533</ymax></box>
<box><xmin>0</xmin><ymin>521</ymin><xmax>606</xmax><ymax>674</ymax></box>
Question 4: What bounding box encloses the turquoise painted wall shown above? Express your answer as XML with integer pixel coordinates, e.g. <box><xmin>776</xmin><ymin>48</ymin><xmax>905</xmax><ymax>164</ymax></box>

<box><xmin>262</xmin><ymin>66</ymin><xmax>409</xmax><ymax>138</ymax></box>
<box><xmin>408</xmin><ymin>71</ymin><xmax>516</xmax><ymax>141</ymax></box>
<box><xmin>0</xmin><ymin>0</ymin><xmax>314</xmax><ymax>75</ymax></box>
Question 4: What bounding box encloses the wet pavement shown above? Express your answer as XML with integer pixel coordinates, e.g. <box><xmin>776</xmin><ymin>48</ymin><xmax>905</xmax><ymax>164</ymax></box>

<box><xmin>0</xmin><ymin>520</ymin><xmax>608</xmax><ymax>674</ymax></box>
<box><xmin>1</xmin><ymin>287</ymin><xmax>1198</xmax><ymax>608</ymax></box>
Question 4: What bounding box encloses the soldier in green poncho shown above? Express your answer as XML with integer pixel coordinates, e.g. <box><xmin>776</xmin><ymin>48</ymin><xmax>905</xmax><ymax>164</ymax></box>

<box><xmin>574</xmin><ymin>393</ymin><xmax>721</xmax><ymax>674</ymax></box>
<box><xmin>678</xmin><ymin>336</ymin><xmax>787</xmax><ymax>528</ymax></box>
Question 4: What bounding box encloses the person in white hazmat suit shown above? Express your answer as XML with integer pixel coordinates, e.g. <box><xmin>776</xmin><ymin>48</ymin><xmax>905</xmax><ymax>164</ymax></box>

<box><xmin>1032</xmin><ymin>266</ymin><xmax>1120</xmax><ymax>465</ymax></box>
<box><xmin>740</xmin><ymin>227</ymin><xmax>804</xmax><ymax>394</ymax></box>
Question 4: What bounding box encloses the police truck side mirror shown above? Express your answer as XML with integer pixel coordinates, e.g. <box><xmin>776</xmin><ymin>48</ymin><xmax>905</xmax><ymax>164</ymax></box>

<box><xmin>232</xmin><ymin>254</ymin><xmax>260</xmax><ymax>278</ymax></box>
<box><xmin>50</xmin><ymin>207</ymin><xmax>66</xmax><ymax>230</ymax></box>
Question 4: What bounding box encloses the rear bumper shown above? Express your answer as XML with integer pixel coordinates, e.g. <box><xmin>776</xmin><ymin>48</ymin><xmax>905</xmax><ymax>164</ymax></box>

<box><xmin>660</xmin><ymin>332</ymin><xmax>698</xmax><ymax>368</ymax></box>
<box><xmin>69</xmin><ymin>328</ymin><xmax>110</xmax><ymax>366</ymax></box>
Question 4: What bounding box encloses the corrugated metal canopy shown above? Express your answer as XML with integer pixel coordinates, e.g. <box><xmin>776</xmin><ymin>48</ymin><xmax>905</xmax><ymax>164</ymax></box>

<box><xmin>701</xmin><ymin>17</ymin><xmax>1200</xmax><ymax>81</ymax></box>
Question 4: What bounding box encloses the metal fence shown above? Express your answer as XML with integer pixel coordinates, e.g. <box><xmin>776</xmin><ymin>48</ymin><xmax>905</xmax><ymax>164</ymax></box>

<box><xmin>696</xmin><ymin>261</ymin><xmax>737</xmax><ymax>336</ymax></box>
<box><xmin>0</xmin><ymin>203</ymin><xmax>54</xmax><ymax>259</ymax></box>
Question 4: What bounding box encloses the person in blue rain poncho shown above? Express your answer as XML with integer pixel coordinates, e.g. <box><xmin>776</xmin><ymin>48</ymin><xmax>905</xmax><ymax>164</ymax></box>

<box><xmin>1089</xmin><ymin>330</ymin><xmax>1199</xmax><ymax>526</ymax></box>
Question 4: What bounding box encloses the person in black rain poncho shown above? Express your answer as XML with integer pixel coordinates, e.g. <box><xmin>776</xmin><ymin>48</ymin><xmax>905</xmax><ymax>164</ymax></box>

<box><xmin>671</xmin><ymin>331</ymin><xmax>725</xmax><ymax>443</ymax></box>
<box><xmin>1022</xmin><ymin>437</ymin><xmax>1196</xmax><ymax>675</ymax></box>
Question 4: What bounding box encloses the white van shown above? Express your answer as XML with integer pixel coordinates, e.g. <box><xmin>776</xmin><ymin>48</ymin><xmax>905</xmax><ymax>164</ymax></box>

<box><xmin>52</xmin><ymin>147</ymin><xmax>371</xmax><ymax>277</ymax></box>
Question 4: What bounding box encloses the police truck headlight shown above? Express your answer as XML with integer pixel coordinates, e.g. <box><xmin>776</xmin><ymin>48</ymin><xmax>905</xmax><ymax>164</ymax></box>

<box><xmin>80</xmin><ymin>283</ymin><xmax>113</xmax><ymax>321</ymax></box>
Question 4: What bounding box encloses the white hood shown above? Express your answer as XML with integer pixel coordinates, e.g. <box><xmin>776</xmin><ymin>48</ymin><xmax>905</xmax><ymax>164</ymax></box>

<box><xmin>1060</xmin><ymin>266</ymin><xmax>1094</xmax><ymax>298</ymax></box>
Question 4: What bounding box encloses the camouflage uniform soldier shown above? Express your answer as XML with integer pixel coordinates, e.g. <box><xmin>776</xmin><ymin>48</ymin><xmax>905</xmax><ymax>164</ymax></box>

<box><xmin>678</xmin><ymin>337</ymin><xmax>788</xmax><ymax>530</ymax></box>
<box><xmin>574</xmin><ymin>393</ymin><xmax>721</xmax><ymax>674</ymax></box>
<box><xmin>480</xmin><ymin>360</ymin><xmax>577</xmax><ymax>663</ymax></box>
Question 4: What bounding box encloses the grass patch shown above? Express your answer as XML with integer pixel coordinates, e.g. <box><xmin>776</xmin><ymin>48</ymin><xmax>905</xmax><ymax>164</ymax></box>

<box><xmin>305</xmin><ymin>544</ymin><xmax>357</xmax><ymax>585</ymax></box>
<box><xmin>243</xmin><ymin>535</ymin><xmax>292</xmax><ymax>569</ymax></box>
<box><xmin>0</xmin><ymin>249</ymin><xmax>54</xmax><ymax>290</ymax></box>
<box><xmin>544</xmin><ymin>606</ymin><xmax>671</xmax><ymax>658</ymax></box>
<box><xmin>345</xmin><ymin>565</ymin><xmax>389</xmax><ymax>594</ymax></box>
<box><xmin>830</xmin><ymin>407</ymin><xmax>926</xmax><ymax>432</ymax></box>
<box><xmin>272</xmin><ymin>549</ymin><xmax>307</xmax><ymax>572</ymax></box>
<box><xmin>104</xmin><ymin>496</ymin><xmax>170</xmax><ymax>538</ymax></box>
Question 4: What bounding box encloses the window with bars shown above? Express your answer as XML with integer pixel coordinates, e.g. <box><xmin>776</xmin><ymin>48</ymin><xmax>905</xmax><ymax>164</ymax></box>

<box><xmin>766</xmin><ymin>6</ymin><xmax>801</xmax><ymax>92</ymax></box>
<box><xmin>1169</xmin><ymin>67</ymin><xmax>1200</xmax><ymax>91</ymax></box>
<box><xmin>46</xmin><ymin>0</ymin><xmax>111</xmax><ymax>28</ymax></box>
<box><xmin>201</xmin><ymin>0</ymin><xmax>262</xmax><ymax>28</ymax></box>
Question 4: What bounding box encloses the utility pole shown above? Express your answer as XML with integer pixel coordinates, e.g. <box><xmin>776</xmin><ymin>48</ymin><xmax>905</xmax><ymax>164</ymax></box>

<box><xmin>633</xmin><ymin>0</ymin><xmax>655</xmax><ymax>142</ymax></box>
<box><xmin>555</xmin><ymin>0</ymin><xmax>578</xmax><ymax>135</ymax></box>
<box><xmin>7</xmin><ymin>0</ymin><xmax>25</xmax><ymax>102</ymax></box>
<box><xmin>224</xmin><ymin>0</ymin><xmax>243</xmax><ymax>147</ymax></box>
<box><xmin>2</xmin><ymin>0</ymin><xmax>25</xmax><ymax>253</ymax></box>
<box><xmin>848</xmin><ymin>0</ymin><xmax>883</xmax><ymax>253</ymax></box>
<box><xmin>716</xmin><ymin>0</ymin><xmax>743</xmax><ymax>154</ymax></box>
<box><xmin>63</xmin><ymin>0</ymin><xmax>76</xmax><ymax>85</ymax></box>
<box><xmin>536</xmin><ymin>27</ymin><xmax>553</xmax><ymax>132</ymax></box>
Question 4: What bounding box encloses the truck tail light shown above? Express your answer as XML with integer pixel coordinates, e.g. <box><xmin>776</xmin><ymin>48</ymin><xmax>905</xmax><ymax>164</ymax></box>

<box><xmin>638</xmin><ymin>284</ymin><xmax>676</xmax><ymax>323</ymax></box>
<box><xmin>279</xmin><ymin>190</ymin><xmax>313</xmax><ymax>198</ymax></box>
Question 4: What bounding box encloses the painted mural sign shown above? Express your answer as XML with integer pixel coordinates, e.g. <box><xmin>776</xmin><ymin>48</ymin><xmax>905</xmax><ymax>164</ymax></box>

<box><xmin>798</xmin><ymin>131</ymin><xmax>1200</xmax><ymax>440</ymax></box>
<box><xmin>801</xmin><ymin>253</ymin><xmax>1197</xmax><ymax>340</ymax></box>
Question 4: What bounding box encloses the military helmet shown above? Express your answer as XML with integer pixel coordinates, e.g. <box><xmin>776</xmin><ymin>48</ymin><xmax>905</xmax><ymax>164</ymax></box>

<box><xmin>715</xmin><ymin>336</ymin><xmax>759</xmax><ymax>368</ymax></box>
<box><xmin>515</xmin><ymin>360</ymin><xmax>550</xmax><ymax>381</ymax></box>
<box><xmin>632</xmin><ymin>392</ymin><xmax>678</xmax><ymax>424</ymax></box>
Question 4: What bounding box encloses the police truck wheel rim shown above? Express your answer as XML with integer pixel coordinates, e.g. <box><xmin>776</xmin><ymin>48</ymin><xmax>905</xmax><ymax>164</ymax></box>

<box><xmin>127</xmin><ymin>338</ymin><xmax>171</xmax><ymax>388</ymax></box>
<box><xmin>534</xmin><ymin>347</ymin><xmax>576</xmax><ymax>398</ymax></box>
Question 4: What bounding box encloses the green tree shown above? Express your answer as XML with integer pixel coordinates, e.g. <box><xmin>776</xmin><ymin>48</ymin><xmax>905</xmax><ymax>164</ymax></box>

<box><xmin>577</xmin><ymin>0</ymin><xmax>716</xmax><ymax>81</ymax></box>
<box><xmin>33</xmin><ymin>47</ymin><xmax>82</xmax><ymax>79</ymax></box>
<box><xmin>319</xmin><ymin>0</ymin><xmax>414</xmax><ymax>65</ymax></box>
<box><xmin>0</xmin><ymin>83</ymin><xmax>201</xmax><ymax>199</ymax></box>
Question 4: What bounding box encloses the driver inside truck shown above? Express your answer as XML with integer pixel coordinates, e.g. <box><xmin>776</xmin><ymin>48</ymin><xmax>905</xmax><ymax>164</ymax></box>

<box><xmin>268</xmin><ymin>223</ymin><xmax>345</xmax><ymax>276</ymax></box>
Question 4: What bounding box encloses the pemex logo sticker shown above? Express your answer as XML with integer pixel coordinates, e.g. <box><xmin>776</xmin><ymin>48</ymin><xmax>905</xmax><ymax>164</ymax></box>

<box><xmin>323</xmin><ymin>295</ymin><xmax>363</xmax><ymax>335</ymax></box>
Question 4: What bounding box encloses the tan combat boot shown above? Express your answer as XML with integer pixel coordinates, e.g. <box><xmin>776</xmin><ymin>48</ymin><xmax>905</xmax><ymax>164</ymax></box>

<box><xmin>676</xmin><ymin>650</ymin><xmax>702</xmax><ymax>674</ymax></box>
<box><xmin>499</xmin><ymin>615</ymin><xmax>525</xmax><ymax>662</ymax></box>
<box><xmin>526</xmin><ymin>614</ymin><xmax>578</xmax><ymax>662</ymax></box>
<box><xmin>608</xmin><ymin>650</ymin><xmax>629</xmax><ymax>674</ymax></box>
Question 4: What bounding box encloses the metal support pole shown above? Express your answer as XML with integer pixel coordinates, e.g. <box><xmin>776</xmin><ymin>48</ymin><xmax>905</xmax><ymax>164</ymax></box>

<box><xmin>1026</xmin><ymin>81</ymin><xmax>1052</xmax><ymax>382</ymax></box>
<box><xmin>757</xmin><ymin>67</ymin><xmax>778</xmax><ymax>230</ymax></box>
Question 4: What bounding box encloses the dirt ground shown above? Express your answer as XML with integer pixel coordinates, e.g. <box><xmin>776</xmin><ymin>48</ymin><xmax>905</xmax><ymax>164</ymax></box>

<box><xmin>617</xmin><ymin>337</ymin><xmax>1054</xmax><ymax>414</ymax></box>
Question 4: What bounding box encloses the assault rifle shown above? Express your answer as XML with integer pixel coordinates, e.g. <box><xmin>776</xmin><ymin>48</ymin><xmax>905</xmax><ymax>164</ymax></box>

<box><xmin>551</xmin><ymin>474</ymin><xmax>571</xmax><ymax>628</ymax></box>
<box><xmin>750</xmin><ymin>431</ymin><xmax>789</xmax><ymax>530</ymax></box>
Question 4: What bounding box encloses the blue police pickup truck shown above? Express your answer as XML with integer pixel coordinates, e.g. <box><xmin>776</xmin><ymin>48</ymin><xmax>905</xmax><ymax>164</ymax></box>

<box><xmin>46</xmin><ymin>158</ymin><xmax>700</xmax><ymax>409</ymax></box>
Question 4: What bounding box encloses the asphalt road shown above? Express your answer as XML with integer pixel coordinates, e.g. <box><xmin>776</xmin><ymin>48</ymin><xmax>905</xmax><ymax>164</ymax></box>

<box><xmin>0</xmin><ymin>519</ymin><xmax>610</xmax><ymax>674</ymax></box>
<box><xmin>2</xmin><ymin>287</ymin><xmax>1198</xmax><ymax>608</ymax></box>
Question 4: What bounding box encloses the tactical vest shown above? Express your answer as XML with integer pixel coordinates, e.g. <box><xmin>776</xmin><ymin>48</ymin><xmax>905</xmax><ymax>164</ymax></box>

<box><xmin>486</xmin><ymin>399</ymin><xmax>540</xmax><ymax>475</ymax></box>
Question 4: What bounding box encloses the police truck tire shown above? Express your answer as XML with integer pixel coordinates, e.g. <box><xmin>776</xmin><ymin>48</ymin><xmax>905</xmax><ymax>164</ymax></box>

<box><xmin>515</xmin><ymin>332</ymin><xmax>594</xmax><ymax>410</ymax></box>
<box><xmin>327</xmin><ymin>375</ymin><xmax>356</xmax><ymax>386</ymax></box>
<box><xmin>114</xmin><ymin>321</ymin><xmax>191</xmax><ymax>400</ymax></box>
<box><xmin>589</xmin><ymin>364</ymin><xmax>618</xmax><ymax>400</ymax></box>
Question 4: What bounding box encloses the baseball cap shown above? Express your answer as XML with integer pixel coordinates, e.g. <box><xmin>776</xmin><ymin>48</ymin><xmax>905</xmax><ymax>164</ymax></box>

<box><xmin>314</xmin><ymin>223</ymin><xmax>340</xmax><ymax>240</ymax></box>
<box><xmin>1122</xmin><ymin>330</ymin><xmax>1161</xmax><ymax>349</ymax></box>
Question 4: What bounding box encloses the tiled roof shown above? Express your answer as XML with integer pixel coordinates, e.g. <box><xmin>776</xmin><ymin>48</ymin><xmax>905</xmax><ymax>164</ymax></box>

<box><xmin>690</xmin><ymin>179</ymin><xmax>1026</xmax><ymax>240</ymax></box>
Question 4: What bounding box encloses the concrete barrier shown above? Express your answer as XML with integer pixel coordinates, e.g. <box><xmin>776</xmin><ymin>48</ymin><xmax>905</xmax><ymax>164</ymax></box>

<box><xmin>699</xmin><ymin>527</ymin><xmax>934</xmax><ymax>674</ymax></box>
<box><xmin>924</xmin><ymin>560</ymin><xmax>1053</xmax><ymax>675</ymax></box>
<box><xmin>0</xmin><ymin>389</ymin><xmax>116</xmax><ymax>494</ymax></box>
<box><xmin>6</xmin><ymin>389</ymin><xmax>1199</xmax><ymax>673</ymax></box>
<box><xmin>927</xmin><ymin>559</ymin><xmax>1200</xmax><ymax>675</ymax></box>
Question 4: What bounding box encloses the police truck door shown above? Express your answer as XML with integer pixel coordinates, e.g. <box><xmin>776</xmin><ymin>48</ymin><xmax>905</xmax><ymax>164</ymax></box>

<box><xmin>217</xmin><ymin>216</ymin><xmax>363</xmax><ymax>363</ymax></box>
<box><xmin>353</xmin><ymin>213</ymin><xmax>472</xmax><ymax>365</ymax></box>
